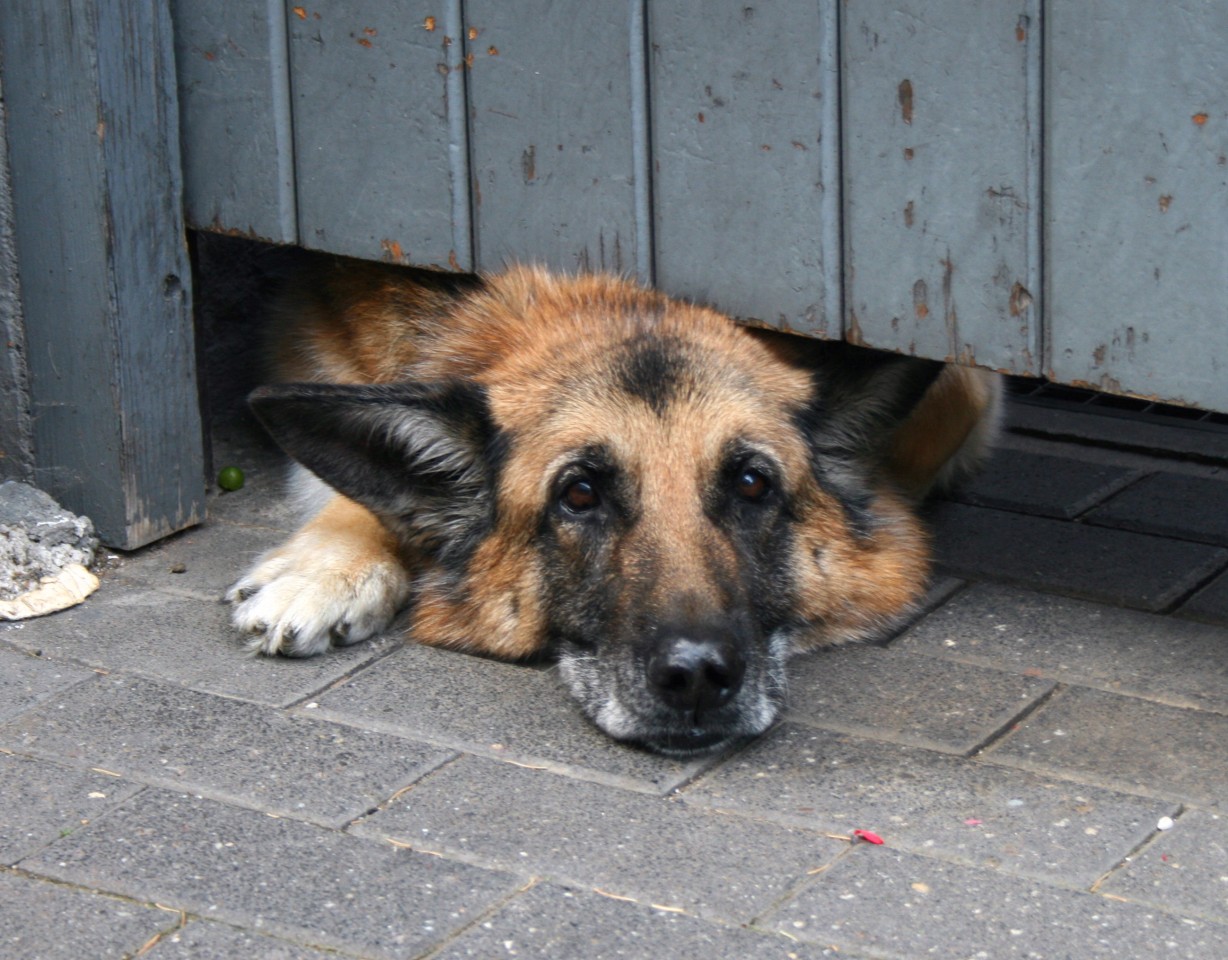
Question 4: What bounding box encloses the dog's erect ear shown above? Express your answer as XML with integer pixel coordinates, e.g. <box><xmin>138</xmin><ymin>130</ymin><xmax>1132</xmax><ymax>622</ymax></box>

<box><xmin>248</xmin><ymin>381</ymin><xmax>503</xmax><ymax>559</ymax></box>
<box><xmin>800</xmin><ymin>344</ymin><xmax>945</xmax><ymax>461</ymax></box>
<box><xmin>785</xmin><ymin>342</ymin><xmax>944</xmax><ymax>521</ymax></box>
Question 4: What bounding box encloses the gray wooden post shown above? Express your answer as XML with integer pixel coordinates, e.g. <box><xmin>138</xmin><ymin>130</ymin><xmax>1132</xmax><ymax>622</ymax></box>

<box><xmin>0</xmin><ymin>78</ymin><xmax>35</xmax><ymax>485</ymax></box>
<box><xmin>0</xmin><ymin>0</ymin><xmax>205</xmax><ymax>549</ymax></box>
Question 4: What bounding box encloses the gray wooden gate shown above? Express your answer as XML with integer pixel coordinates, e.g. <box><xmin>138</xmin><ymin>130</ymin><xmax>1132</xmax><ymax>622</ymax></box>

<box><xmin>2</xmin><ymin>1</ymin><xmax>1226</xmax><ymax>546</ymax></box>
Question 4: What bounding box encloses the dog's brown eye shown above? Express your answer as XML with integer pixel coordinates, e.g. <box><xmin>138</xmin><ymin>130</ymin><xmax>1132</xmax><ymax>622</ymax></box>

<box><xmin>735</xmin><ymin>468</ymin><xmax>770</xmax><ymax>502</ymax></box>
<box><xmin>561</xmin><ymin>478</ymin><xmax>600</xmax><ymax>513</ymax></box>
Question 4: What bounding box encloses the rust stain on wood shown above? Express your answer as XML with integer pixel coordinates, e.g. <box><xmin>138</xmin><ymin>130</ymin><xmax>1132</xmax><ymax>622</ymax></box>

<box><xmin>913</xmin><ymin>279</ymin><xmax>928</xmax><ymax>319</ymax></box>
<box><xmin>898</xmin><ymin>79</ymin><xmax>913</xmax><ymax>125</ymax></box>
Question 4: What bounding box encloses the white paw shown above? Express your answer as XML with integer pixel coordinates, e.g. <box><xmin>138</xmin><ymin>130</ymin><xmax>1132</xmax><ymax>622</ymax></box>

<box><xmin>226</xmin><ymin>544</ymin><xmax>412</xmax><ymax>657</ymax></box>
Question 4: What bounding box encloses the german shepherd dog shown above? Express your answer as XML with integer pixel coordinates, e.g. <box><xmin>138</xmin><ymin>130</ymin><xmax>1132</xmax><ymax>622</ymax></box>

<box><xmin>228</xmin><ymin>254</ymin><xmax>999</xmax><ymax>755</ymax></box>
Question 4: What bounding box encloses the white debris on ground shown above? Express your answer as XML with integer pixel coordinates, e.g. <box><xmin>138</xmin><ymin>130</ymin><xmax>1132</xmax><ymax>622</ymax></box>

<box><xmin>0</xmin><ymin>481</ymin><xmax>100</xmax><ymax>619</ymax></box>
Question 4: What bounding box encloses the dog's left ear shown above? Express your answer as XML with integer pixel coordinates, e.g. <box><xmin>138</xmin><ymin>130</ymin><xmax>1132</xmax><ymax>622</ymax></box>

<box><xmin>248</xmin><ymin>380</ymin><xmax>502</xmax><ymax>559</ymax></box>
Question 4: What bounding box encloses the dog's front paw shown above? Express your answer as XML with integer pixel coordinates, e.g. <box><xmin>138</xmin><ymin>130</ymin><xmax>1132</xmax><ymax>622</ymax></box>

<box><xmin>226</xmin><ymin>544</ymin><xmax>412</xmax><ymax>657</ymax></box>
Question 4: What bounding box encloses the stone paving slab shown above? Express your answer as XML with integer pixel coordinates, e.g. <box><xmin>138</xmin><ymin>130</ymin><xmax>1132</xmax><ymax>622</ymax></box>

<box><xmin>928</xmin><ymin>502</ymin><xmax>1228</xmax><ymax>611</ymax></box>
<box><xmin>1176</xmin><ymin>566</ymin><xmax>1228</xmax><ymax>626</ymax></box>
<box><xmin>109</xmin><ymin>519</ymin><xmax>287</xmax><ymax>600</ymax></box>
<box><xmin>897</xmin><ymin>583</ymin><xmax>1228</xmax><ymax>713</ymax></box>
<box><xmin>785</xmin><ymin>643</ymin><xmax>1056</xmax><ymax>754</ymax></box>
<box><xmin>352</xmin><ymin>754</ymin><xmax>844</xmax><ymax>924</ymax></box>
<box><xmin>0</xmin><ymin>581</ymin><xmax>398</xmax><ymax>707</ymax></box>
<box><xmin>685</xmin><ymin>723</ymin><xmax>1174</xmax><ymax>887</ymax></box>
<box><xmin>0</xmin><ymin>870</ymin><xmax>176</xmax><ymax>960</ymax></box>
<box><xmin>0</xmin><ymin>753</ymin><xmax>144</xmax><ymax>865</ymax></box>
<box><xmin>0</xmin><ymin>673</ymin><xmax>455</xmax><ymax>827</ymax></box>
<box><xmin>1099</xmin><ymin>809</ymin><xmax>1228</xmax><ymax>924</ymax></box>
<box><xmin>144</xmin><ymin>919</ymin><xmax>347</xmax><ymax>959</ymax></box>
<box><xmin>985</xmin><ymin>686</ymin><xmax>1228</xmax><ymax>810</ymax></box>
<box><xmin>19</xmin><ymin>788</ymin><xmax>521</xmax><ymax>960</ymax></box>
<box><xmin>309</xmin><ymin>644</ymin><xmax>710</xmax><ymax>794</ymax></box>
<box><xmin>1084</xmin><ymin>472</ymin><xmax>1228</xmax><ymax>546</ymax></box>
<box><xmin>765</xmin><ymin>845</ymin><xmax>1227</xmax><ymax>959</ymax></box>
<box><xmin>0</xmin><ymin>645</ymin><xmax>94</xmax><ymax>723</ymax></box>
<box><xmin>433</xmin><ymin>881</ymin><xmax>844</xmax><ymax>960</ymax></box>
<box><xmin>949</xmin><ymin>447</ymin><xmax>1141</xmax><ymax>518</ymax></box>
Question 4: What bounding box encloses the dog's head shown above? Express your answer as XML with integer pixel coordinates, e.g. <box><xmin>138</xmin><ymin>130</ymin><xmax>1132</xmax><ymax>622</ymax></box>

<box><xmin>251</xmin><ymin>271</ymin><xmax>938</xmax><ymax>755</ymax></box>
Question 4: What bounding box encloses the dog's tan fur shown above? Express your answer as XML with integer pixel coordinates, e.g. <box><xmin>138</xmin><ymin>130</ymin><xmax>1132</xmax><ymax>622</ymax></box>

<box><xmin>230</xmin><ymin>255</ymin><xmax>999</xmax><ymax>752</ymax></box>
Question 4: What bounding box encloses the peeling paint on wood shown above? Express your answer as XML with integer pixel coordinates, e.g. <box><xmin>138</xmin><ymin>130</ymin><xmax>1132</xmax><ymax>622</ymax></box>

<box><xmin>844</xmin><ymin>0</ymin><xmax>1042</xmax><ymax>374</ymax></box>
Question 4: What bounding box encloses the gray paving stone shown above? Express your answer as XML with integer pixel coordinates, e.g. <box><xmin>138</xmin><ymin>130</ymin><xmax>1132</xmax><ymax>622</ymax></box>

<box><xmin>685</xmin><ymin>723</ymin><xmax>1174</xmax><ymax>887</ymax></box>
<box><xmin>949</xmin><ymin>447</ymin><xmax>1140</xmax><ymax>518</ymax></box>
<box><xmin>1100</xmin><ymin>809</ymin><xmax>1228</xmax><ymax>924</ymax></box>
<box><xmin>1085</xmin><ymin>472</ymin><xmax>1228</xmax><ymax>546</ymax></box>
<box><xmin>353</xmin><ymin>754</ymin><xmax>843</xmax><ymax>924</ymax></box>
<box><xmin>0</xmin><ymin>753</ymin><xmax>144</xmax><ymax>864</ymax></box>
<box><xmin>310</xmin><ymin>644</ymin><xmax>710</xmax><ymax>793</ymax></box>
<box><xmin>986</xmin><ymin>686</ymin><xmax>1228</xmax><ymax>810</ymax></box>
<box><xmin>1176</xmin><ymin>566</ymin><xmax>1228</xmax><ymax>626</ymax></box>
<box><xmin>20</xmin><ymin>788</ymin><xmax>520</xmax><ymax>960</ymax></box>
<box><xmin>432</xmin><ymin>881</ymin><xmax>843</xmax><ymax>960</ymax></box>
<box><xmin>786</xmin><ymin>643</ymin><xmax>1056</xmax><ymax>754</ymax></box>
<box><xmin>0</xmin><ymin>870</ymin><xmax>174</xmax><ymax>960</ymax></box>
<box><xmin>145</xmin><ymin>919</ymin><xmax>345</xmax><ymax>959</ymax></box>
<box><xmin>928</xmin><ymin>502</ymin><xmax>1228</xmax><ymax>611</ymax></box>
<box><xmin>0</xmin><ymin>580</ymin><xmax>398</xmax><ymax>707</ymax></box>
<box><xmin>0</xmin><ymin>673</ymin><xmax>454</xmax><ymax>827</ymax></box>
<box><xmin>0</xmin><ymin>646</ymin><xmax>93</xmax><ymax>722</ymax></box>
<box><xmin>897</xmin><ymin>583</ymin><xmax>1228</xmax><ymax>713</ymax></box>
<box><xmin>767</xmin><ymin>845</ymin><xmax>1226</xmax><ymax>959</ymax></box>
<box><xmin>109</xmin><ymin>519</ymin><xmax>288</xmax><ymax>600</ymax></box>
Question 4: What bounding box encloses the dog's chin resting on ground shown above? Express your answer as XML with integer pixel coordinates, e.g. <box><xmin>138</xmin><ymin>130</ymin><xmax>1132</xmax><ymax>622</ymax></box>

<box><xmin>226</xmin><ymin>254</ymin><xmax>1000</xmax><ymax>755</ymax></box>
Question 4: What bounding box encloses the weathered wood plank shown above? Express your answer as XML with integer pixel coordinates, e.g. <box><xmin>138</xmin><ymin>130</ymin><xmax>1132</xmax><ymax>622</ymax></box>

<box><xmin>289</xmin><ymin>0</ymin><xmax>470</xmax><ymax>268</ymax></box>
<box><xmin>1046</xmin><ymin>2</ymin><xmax>1228</xmax><ymax>410</ymax></box>
<box><xmin>648</xmin><ymin>0</ymin><xmax>841</xmax><ymax>335</ymax></box>
<box><xmin>842</xmin><ymin>0</ymin><xmax>1041</xmax><ymax>372</ymax></box>
<box><xmin>0</xmin><ymin>79</ymin><xmax>34</xmax><ymax>484</ymax></box>
<box><xmin>0</xmin><ymin>0</ymin><xmax>204</xmax><ymax>548</ymax></box>
<box><xmin>464</xmin><ymin>0</ymin><xmax>643</xmax><ymax>276</ymax></box>
<box><xmin>169</xmin><ymin>0</ymin><xmax>296</xmax><ymax>242</ymax></box>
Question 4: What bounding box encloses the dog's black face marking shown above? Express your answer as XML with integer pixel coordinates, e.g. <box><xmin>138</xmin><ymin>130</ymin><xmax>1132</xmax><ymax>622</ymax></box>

<box><xmin>614</xmin><ymin>335</ymin><xmax>692</xmax><ymax>416</ymax></box>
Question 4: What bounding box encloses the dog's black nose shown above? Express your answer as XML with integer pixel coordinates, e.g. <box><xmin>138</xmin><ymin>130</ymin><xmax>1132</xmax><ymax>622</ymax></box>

<box><xmin>647</xmin><ymin>635</ymin><xmax>745</xmax><ymax>713</ymax></box>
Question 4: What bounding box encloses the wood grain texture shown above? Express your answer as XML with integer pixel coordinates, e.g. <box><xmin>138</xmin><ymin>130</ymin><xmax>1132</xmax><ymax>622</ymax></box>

<box><xmin>842</xmin><ymin>0</ymin><xmax>1041</xmax><ymax>373</ymax></box>
<box><xmin>289</xmin><ymin>0</ymin><xmax>470</xmax><ymax>268</ymax></box>
<box><xmin>0</xmin><ymin>79</ymin><xmax>34</xmax><ymax>484</ymax></box>
<box><xmin>1046</xmin><ymin>1</ymin><xmax>1228</xmax><ymax>409</ymax></box>
<box><xmin>1</xmin><ymin>0</ymin><xmax>204</xmax><ymax>547</ymax></box>
<box><xmin>465</xmin><ymin>0</ymin><xmax>642</xmax><ymax>276</ymax></box>
<box><xmin>171</xmin><ymin>0</ymin><xmax>296</xmax><ymax>242</ymax></box>
<box><xmin>649</xmin><ymin>0</ymin><xmax>841</xmax><ymax>336</ymax></box>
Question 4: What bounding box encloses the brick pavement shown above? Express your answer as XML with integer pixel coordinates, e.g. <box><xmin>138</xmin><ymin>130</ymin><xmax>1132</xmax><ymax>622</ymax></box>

<box><xmin>2</xmin><ymin>408</ymin><xmax>1228</xmax><ymax>958</ymax></box>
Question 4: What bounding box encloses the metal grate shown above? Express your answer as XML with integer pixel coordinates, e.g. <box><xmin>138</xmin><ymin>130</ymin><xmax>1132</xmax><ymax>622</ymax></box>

<box><xmin>1006</xmin><ymin>376</ymin><xmax>1228</xmax><ymax>435</ymax></box>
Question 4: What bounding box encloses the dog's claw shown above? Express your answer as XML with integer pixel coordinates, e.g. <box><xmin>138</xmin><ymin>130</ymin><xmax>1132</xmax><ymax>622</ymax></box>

<box><xmin>329</xmin><ymin>622</ymin><xmax>352</xmax><ymax>644</ymax></box>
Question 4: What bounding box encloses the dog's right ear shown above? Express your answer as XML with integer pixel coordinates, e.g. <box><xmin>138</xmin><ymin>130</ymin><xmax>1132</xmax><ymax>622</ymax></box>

<box><xmin>248</xmin><ymin>381</ymin><xmax>503</xmax><ymax>561</ymax></box>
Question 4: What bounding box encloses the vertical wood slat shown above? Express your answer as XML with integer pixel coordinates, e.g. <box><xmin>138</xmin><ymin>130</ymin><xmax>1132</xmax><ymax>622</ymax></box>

<box><xmin>1046</xmin><ymin>2</ymin><xmax>1228</xmax><ymax>410</ymax></box>
<box><xmin>842</xmin><ymin>0</ymin><xmax>1041</xmax><ymax>373</ymax></box>
<box><xmin>649</xmin><ymin>0</ymin><xmax>841</xmax><ymax>336</ymax></box>
<box><xmin>170</xmin><ymin>0</ymin><xmax>296</xmax><ymax>242</ymax></box>
<box><xmin>288</xmin><ymin>0</ymin><xmax>470</xmax><ymax>268</ymax></box>
<box><xmin>0</xmin><ymin>77</ymin><xmax>35</xmax><ymax>484</ymax></box>
<box><xmin>0</xmin><ymin>0</ymin><xmax>205</xmax><ymax>548</ymax></box>
<box><xmin>465</xmin><ymin>0</ymin><xmax>643</xmax><ymax>276</ymax></box>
